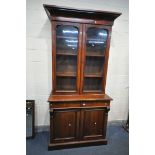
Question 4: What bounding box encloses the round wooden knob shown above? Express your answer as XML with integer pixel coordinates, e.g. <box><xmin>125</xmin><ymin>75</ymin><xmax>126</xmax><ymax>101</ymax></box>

<box><xmin>83</xmin><ymin>103</ymin><xmax>86</xmax><ymax>106</ymax></box>
<box><xmin>68</xmin><ymin>123</ymin><xmax>71</xmax><ymax>127</ymax></box>
<box><xmin>94</xmin><ymin>122</ymin><xmax>97</xmax><ymax>125</ymax></box>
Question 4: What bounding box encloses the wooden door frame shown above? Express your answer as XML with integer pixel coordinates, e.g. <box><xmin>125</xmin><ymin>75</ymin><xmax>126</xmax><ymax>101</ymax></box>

<box><xmin>51</xmin><ymin>21</ymin><xmax>83</xmax><ymax>95</ymax></box>
<box><xmin>80</xmin><ymin>24</ymin><xmax>112</xmax><ymax>94</ymax></box>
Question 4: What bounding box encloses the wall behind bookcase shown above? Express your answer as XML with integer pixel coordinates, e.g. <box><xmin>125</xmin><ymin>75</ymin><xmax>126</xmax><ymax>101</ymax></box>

<box><xmin>26</xmin><ymin>0</ymin><xmax>129</xmax><ymax>126</ymax></box>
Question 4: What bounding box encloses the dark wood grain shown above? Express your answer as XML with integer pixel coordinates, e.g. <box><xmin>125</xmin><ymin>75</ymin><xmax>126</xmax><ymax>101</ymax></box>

<box><xmin>43</xmin><ymin>4</ymin><xmax>121</xmax><ymax>21</ymax></box>
<box><xmin>48</xmin><ymin>139</ymin><xmax>107</xmax><ymax>150</ymax></box>
<box><xmin>81</xmin><ymin>108</ymin><xmax>106</xmax><ymax>140</ymax></box>
<box><xmin>48</xmin><ymin>94</ymin><xmax>112</xmax><ymax>102</ymax></box>
<box><xmin>52</xmin><ymin>16</ymin><xmax>114</xmax><ymax>25</ymax></box>
<box><xmin>51</xmin><ymin>109</ymin><xmax>80</xmax><ymax>143</ymax></box>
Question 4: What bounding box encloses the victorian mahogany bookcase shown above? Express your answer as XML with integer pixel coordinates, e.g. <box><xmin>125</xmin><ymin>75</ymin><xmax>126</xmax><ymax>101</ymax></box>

<box><xmin>43</xmin><ymin>4</ymin><xmax>121</xmax><ymax>150</ymax></box>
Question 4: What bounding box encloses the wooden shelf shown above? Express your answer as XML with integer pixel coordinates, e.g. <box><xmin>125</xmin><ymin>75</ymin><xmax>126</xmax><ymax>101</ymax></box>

<box><xmin>57</xmin><ymin>52</ymin><xmax>77</xmax><ymax>56</ymax></box>
<box><xmin>56</xmin><ymin>72</ymin><xmax>76</xmax><ymax>77</ymax></box>
<box><xmin>57</xmin><ymin>36</ymin><xmax>78</xmax><ymax>39</ymax></box>
<box><xmin>84</xmin><ymin>74</ymin><xmax>103</xmax><ymax>78</ymax></box>
<box><xmin>83</xmin><ymin>90</ymin><xmax>103</xmax><ymax>93</ymax></box>
<box><xmin>55</xmin><ymin>90</ymin><xmax>77</xmax><ymax>93</ymax></box>
<box><xmin>87</xmin><ymin>38</ymin><xmax>105</xmax><ymax>41</ymax></box>
<box><xmin>86</xmin><ymin>54</ymin><xmax>104</xmax><ymax>57</ymax></box>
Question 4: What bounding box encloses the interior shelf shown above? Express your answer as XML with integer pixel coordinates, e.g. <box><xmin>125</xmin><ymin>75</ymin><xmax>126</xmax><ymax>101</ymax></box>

<box><xmin>57</xmin><ymin>52</ymin><xmax>77</xmax><ymax>56</ymax></box>
<box><xmin>57</xmin><ymin>36</ymin><xmax>78</xmax><ymax>39</ymax></box>
<box><xmin>56</xmin><ymin>72</ymin><xmax>76</xmax><ymax>77</ymax></box>
<box><xmin>55</xmin><ymin>90</ymin><xmax>77</xmax><ymax>93</ymax></box>
<box><xmin>84</xmin><ymin>74</ymin><xmax>103</xmax><ymax>77</ymax></box>
<box><xmin>86</xmin><ymin>53</ymin><xmax>105</xmax><ymax>57</ymax></box>
<box><xmin>87</xmin><ymin>38</ymin><xmax>106</xmax><ymax>41</ymax></box>
<box><xmin>83</xmin><ymin>90</ymin><xmax>102</xmax><ymax>93</ymax></box>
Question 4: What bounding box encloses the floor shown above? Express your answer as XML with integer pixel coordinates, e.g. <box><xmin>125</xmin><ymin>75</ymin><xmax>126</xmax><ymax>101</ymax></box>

<box><xmin>26</xmin><ymin>125</ymin><xmax>129</xmax><ymax>155</ymax></box>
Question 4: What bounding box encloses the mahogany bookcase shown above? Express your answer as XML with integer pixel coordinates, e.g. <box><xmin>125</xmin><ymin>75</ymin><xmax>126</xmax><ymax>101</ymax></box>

<box><xmin>43</xmin><ymin>4</ymin><xmax>121</xmax><ymax>150</ymax></box>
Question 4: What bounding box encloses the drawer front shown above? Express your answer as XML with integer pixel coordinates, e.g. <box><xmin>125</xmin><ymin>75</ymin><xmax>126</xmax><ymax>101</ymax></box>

<box><xmin>50</xmin><ymin>101</ymin><xmax>110</xmax><ymax>109</ymax></box>
<box><xmin>81</xmin><ymin>101</ymin><xmax>110</xmax><ymax>108</ymax></box>
<box><xmin>51</xmin><ymin>102</ymin><xmax>81</xmax><ymax>108</ymax></box>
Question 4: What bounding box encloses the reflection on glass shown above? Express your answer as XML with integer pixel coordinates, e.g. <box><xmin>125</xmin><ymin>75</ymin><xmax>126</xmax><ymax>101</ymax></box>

<box><xmin>86</xmin><ymin>27</ymin><xmax>108</xmax><ymax>55</ymax></box>
<box><xmin>55</xmin><ymin>25</ymin><xmax>79</xmax><ymax>91</ymax></box>
<box><xmin>84</xmin><ymin>77</ymin><xmax>102</xmax><ymax>91</ymax></box>
<box><xmin>56</xmin><ymin>25</ymin><xmax>79</xmax><ymax>54</ymax></box>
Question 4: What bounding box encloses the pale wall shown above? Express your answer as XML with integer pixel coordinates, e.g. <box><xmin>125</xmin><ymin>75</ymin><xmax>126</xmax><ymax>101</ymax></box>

<box><xmin>26</xmin><ymin>0</ymin><xmax>129</xmax><ymax>126</ymax></box>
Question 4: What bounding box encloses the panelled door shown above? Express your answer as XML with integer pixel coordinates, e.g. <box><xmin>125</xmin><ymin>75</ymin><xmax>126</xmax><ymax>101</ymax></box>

<box><xmin>80</xmin><ymin>108</ymin><xmax>107</xmax><ymax>140</ymax></box>
<box><xmin>50</xmin><ymin>109</ymin><xmax>80</xmax><ymax>143</ymax></box>
<box><xmin>50</xmin><ymin>107</ymin><xmax>108</xmax><ymax>142</ymax></box>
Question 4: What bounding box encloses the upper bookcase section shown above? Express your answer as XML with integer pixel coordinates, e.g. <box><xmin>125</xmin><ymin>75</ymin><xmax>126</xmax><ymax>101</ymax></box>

<box><xmin>43</xmin><ymin>4</ymin><xmax>121</xmax><ymax>25</ymax></box>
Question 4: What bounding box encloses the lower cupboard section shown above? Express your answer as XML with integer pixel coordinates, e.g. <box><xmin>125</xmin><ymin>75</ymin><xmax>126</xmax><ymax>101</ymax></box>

<box><xmin>49</xmin><ymin>106</ymin><xmax>110</xmax><ymax>149</ymax></box>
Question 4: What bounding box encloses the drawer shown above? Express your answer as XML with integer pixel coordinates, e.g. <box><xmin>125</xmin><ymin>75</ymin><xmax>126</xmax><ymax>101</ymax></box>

<box><xmin>50</xmin><ymin>102</ymin><xmax>81</xmax><ymax>108</ymax></box>
<box><xmin>81</xmin><ymin>101</ymin><xmax>109</xmax><ymax>108</ymax></box>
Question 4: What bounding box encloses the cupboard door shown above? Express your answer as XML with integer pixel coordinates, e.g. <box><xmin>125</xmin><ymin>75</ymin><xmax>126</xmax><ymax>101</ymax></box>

<box><xmin>81</xmin><ymin>25</ymin><xmax>111</xmax><ymax>93</ymax></box>
<box><xmin>52</xmin><ymin>22</ymin><xmax>82</xmax><ymax>93</ymax></box>
<box><xmin>80</xmin><ymin>108</ymin><xmax>108</xmax><ymax>140</ymax></box>
<box><xmin>50</xmin><ymin>109</ymin><xmax>80</xmax><ymax>143</ymax></box>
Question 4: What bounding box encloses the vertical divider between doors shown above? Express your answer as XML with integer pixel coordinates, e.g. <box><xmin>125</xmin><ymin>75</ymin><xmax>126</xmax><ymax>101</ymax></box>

<box><xmin>79</xmin><ymin>106</ymin><xmax>84</xmax><ymax>140</ymax></box>
<box><xmin>76</xmin><ymin>109</ymin><xmax>81</xmax><ymax>140</ymax></box>
<box><xmin>79</xmin><ymin>24</ymin><xmax>86</xmax><ymax>94</ymax></box>
<box><xmin>77</xmin><ymin>24</ymin><xmax>83</xmax><ymax>93</ymax></box>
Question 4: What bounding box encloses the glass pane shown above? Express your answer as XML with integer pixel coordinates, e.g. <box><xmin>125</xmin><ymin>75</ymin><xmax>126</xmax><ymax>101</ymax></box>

<box><xmin>84</xmin><ymin>77</ymin><xmax>102</xmax><ymax>91</ymax></box>
<box><xmin>84</xmin><ymin>57</ymin><xmax>104</xmax><ymax>76</ymax></box>
<box><xmin>56</xmin><ymin>25</ymin><xmax>79</xmax><ymax>55</ymax></box>
<box><xmin>83</xmin><ymin>27</ymin><xmax>107</xmax><ymax>92</ymax></box>
<box><xmin>86</xmin><ymin>27</ymin><xmax>108</xmax><ymax>55</ymax></box>
<box><xmin>55</xmin><ymin>24</ymin><xmax>79</xmax><ymax>91</ymax></box>
<box><xmin>56</xmin><ymin>55</ymin><xmax>77</xmax><ymax>75</ymax></box>
<box><xmin>56</xmin><ymin>77</ymin><xmax>76</xmax><ymax>91</ymax></box>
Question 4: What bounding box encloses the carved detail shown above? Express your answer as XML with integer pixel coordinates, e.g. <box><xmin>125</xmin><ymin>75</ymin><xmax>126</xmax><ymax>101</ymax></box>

<box><xmin>105</xmin><ymin>106</ymin><xmax>110</xmax><ymax>115</ymax></box>
<box><xmin>50</xmin><ymin>109</ymin><xmax>54</xmax><ymax>118</ymax></box>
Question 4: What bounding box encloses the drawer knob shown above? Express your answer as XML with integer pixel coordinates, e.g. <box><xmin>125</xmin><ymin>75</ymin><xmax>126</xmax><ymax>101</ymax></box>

<box><xmin>83</xmin><ymin>103</ymin><xmax>86</xmax><ymax>106</ymax></box>
<box><xmin>68</xmin><ymin>123</ymin><xmax>71</xmax><ymax>127</ymax></box>
<box><xmin>94</xmin><ymin>122</ymin><xmax>97</xmax><ymax>125</ymax></box>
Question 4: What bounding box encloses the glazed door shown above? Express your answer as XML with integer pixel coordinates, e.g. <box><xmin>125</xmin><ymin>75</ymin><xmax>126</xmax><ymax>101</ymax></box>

<box><xmin>80</xmin><ymin>108</ymin><xmax>107</xmax><ymax>140</ymax></box>
<box><xmin>52</xmin><ymin>22</ymin><xmax>82</xmax><ymax>94</ymax></box>
<box><xmin>80</xmin><ymin>24</ymin><xmax>111</xmax><ymax>93</ymax></box>
<box><xmin>50</xmin><ymin>109</ymin><xmax>80</xmax><ymax>143</ymax></box>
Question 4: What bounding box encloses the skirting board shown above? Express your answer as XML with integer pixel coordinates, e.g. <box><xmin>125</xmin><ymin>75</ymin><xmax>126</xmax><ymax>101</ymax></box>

<box><xmin>35</xmin><ymin>120</ymin><xmax>126</xmax><ymax>133</ymax></box>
